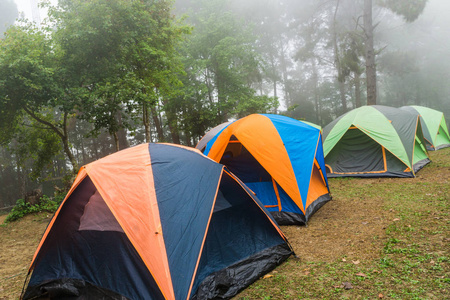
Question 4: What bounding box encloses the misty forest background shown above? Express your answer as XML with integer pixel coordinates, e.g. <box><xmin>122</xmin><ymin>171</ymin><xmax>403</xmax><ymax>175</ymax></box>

<box><xmin>0</xmin><ymin>0</ymin><xmax>449</xmax><ymax>208</ymax></box>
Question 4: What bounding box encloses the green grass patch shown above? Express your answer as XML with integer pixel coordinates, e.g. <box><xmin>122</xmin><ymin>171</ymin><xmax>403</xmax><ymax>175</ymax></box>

<box><xmin>237</xmin><ymin>148</ymin><xmax>450</xmax><ymax>299</ymax></box>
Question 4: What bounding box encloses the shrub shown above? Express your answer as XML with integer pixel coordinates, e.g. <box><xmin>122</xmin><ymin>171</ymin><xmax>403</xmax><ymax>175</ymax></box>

<box><xmin>4</xmin><ymin>194</ymin><xmax>64</xmax><ymax>223</ymax></box>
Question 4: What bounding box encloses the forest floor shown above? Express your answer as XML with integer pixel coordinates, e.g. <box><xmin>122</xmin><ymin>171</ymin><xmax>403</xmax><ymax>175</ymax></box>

<box><xmin>0</xmin><ymin>148</ymin><xmax>449</xmax><ymax>299</ymax></box>
<box><xmin>238</xmin><ymin>148</ymin><xmax>449</xmax><ymax>299</ymax></box>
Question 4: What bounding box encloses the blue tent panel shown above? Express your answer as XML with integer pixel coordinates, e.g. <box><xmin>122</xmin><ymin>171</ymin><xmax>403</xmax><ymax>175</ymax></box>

<box><xmin>263</xmin><ymin>114</ymin><xmax>321</xmax><ymax>207</ymax></box>
<box><xmin>190</xmin><ymin>172</ymin><xmax>289</xmax><ymax>298</ymax></box>
<box><xmin>149</xmin><ymin>144</ymin><xmax>223</xmax><ymax>300</ymax></box>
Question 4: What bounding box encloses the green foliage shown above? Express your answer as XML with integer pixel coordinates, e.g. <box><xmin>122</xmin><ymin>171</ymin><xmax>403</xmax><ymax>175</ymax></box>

<box><xmin>4</xmin><ymin>195</ymin><xmax>64</xmax><ymax>223</ymax></box>
<box><xmin>235</xmin><ymin>95</ymin><xmax>279</xmax><ymax>118</ymax></box>
<box><xmin>11</xmin><ymin>116</ymin><xmax>63</xmax><ymax>180</ymax></box>
<box><xmin>338</xmin><ymin>31</ymin><xmax>365</xmax><ymax>80</ymax></box>
<box><xmin>0</xmin><ymin>24</ymin><xmax>61</xmax><ymax>112</ymax></box>
<box><xmin>0</xmin><ymin>22</ymin><xmax>79</xmax><ymax>171</ymax></box>
<box><xmin>181</xmin><ymin>1</ymin><xmax>266</xmax><ymax>122</ymax></box>
<box><xmin>49</xmin><ymin>0</ymin><xmax>190</xmax><ymax>142</ymax></box>
<box><xmin>377</xmin><ymin>0</ymin><xmax>428</xmax><ymax>22</ymax></box>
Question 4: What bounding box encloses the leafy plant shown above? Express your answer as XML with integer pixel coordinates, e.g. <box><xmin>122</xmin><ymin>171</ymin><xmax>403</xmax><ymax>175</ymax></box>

<box><xmin>4</xmin><ymin>194</ymin><xmax>63</xmax><ymax>223</ymax></box>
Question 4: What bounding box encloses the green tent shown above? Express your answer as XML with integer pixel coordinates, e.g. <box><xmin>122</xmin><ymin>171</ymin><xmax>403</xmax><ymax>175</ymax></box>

<box><xmin>400</xmin><ymin>106</ymin><xmax>450</xmax><ymax>151</ymax></box>
<box><xmin>323</xmin><ymin>105</ymin><xmax>430</xmax><ymax>178</ymax></box>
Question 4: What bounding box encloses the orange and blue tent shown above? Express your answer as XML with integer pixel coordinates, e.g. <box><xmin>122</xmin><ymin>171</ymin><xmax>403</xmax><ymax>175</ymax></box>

<box><xmin>22</xmin><ymin>143</ymin><xmax>292</xmax><ymax>300</ymax></box>
<box><xmin>197</xmin><ymin>114</ymin><xmax>331</xmax><ymax>225</ymax></box>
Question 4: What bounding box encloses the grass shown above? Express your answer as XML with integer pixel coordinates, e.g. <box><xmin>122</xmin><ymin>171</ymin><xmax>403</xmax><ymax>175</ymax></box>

<box><xmin>237</xmin><ymin>148</ymin><xmax>449</xmax><ymax>299</ymax></box>
<box><xmin>0</xmin><ymin>148</ymin><xmax>449</xmax><ymax>299</ymax></box>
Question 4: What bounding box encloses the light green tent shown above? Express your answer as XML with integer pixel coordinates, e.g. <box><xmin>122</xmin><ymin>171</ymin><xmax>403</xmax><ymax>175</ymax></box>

<box><xmin>400</xmin><ymin>106</ymin><xmax>450</xmax><ymax>151</ymax></box>
<box><xmin>323</xmin><ymin>106</ymin><xmax>430</xmax><ymax>178</ymax></box>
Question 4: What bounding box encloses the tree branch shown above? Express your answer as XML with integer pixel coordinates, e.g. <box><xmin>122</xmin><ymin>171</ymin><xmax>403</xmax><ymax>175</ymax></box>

<box><xmin>20</xmin><ymin>122</ymin><xmax>53</xmax><ymax>131</ymax></box>
<box><xmin>22</xmin><ymin>106</ymin><xmax>65</xmax><ymax>139</ymax></box>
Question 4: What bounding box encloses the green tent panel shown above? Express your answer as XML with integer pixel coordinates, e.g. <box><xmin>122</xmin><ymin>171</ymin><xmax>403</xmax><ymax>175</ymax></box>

<box><xmin>413</xmin><ymin>135</ymin><xmax>429</xmax><ymax>165</ymax></box>
<box><xmin>323</xmin><ymin>105</ymin><xmax>430</xmax><ymax>178</ymax></box>
<box><xmin>436</xmin><ymin>123</ymin><xmax>450</xmax><ymax>147</ymax></box>
<box><xmin>400</xmin><ymin>105</ymin><xmax>450</xmax><ymax>150</ymax></box>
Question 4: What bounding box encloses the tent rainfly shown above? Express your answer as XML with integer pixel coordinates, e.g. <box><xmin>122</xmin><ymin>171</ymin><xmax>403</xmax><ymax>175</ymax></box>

<box><xmin>22</xmin><ymin>143</ymin><xmax>293</xmax><ymax>300</ymax></box>
<box><xmin>400</xmin><ymin>105</ymin><xmax>450</xmax><ymax>151</ymax></box>
<box><xmin>197</xmin><ymin>114</ymin><xmax>331</xmax><ymax>226</ymax></box>
<box><xmin>323</xmin><ymin>105</ymin><xmax>430</xmax><ymax>178</ymax></box>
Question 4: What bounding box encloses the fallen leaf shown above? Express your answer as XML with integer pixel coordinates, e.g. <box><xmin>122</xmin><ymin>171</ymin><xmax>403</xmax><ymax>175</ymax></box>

<box><xmin>393</xmin><ymin>218</ymin><xmax>400</xmax><ymax>221</ymax></box>
<box><xmin>262</xmin><ymin>274</ymin><xmax>273</xmax><ymax>279</ymax></box>
<box><xmin>362</xmin><ymin>221</ymin><xmax>368</xmax><ymax>225</ymax></box>
<box><xmin>352</xmin><ymin>260</ymin><xmax>360</xmax><ymax>265</ymax></box>
<box><xmin>304</xmin><ymin>271</ymin><xmax>310</xmax><ymax>275</ymax></box>
<box><xmin>378</xmin><ymin>293</ymin><xmax>384</xmax><ymax>298</ymax></box>
<box><xmin>342</xmin><ymin>258</ymin><xmax>347</xmax><ymax>262</ymax></box>
<box><xmin>356</xmin><ymin>272</ymin><xmax>366</xmax><ymax>277</ymax></box>
<box><xmin>430</xmin><ymin>260</ymin><xmax>435</xmax><ymax>265</ymax></box>
<box><xmin>342</xmin><ymin>282</ymin><xmax>353</xmax><ymax>290</ymax></box>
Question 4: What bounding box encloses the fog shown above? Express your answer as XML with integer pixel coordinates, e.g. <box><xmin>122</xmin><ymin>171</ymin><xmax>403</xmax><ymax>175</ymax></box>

<box><xmin>179</xmin><ymin>0</ymin><xmax>449</xmax><ymax>123</ymax></box>
<box><xmin>6</xmin><ymin>0</ymin><xmax>449</xmax><ymax>122</ymax></box>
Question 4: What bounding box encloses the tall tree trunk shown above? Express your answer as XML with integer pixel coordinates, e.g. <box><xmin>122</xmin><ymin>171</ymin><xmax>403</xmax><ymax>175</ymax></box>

<box><xmin>268</xmin><ymin>54</ymin><xmax>278</xmax><ymax>101</ymax></box>
<box><xmin>339</xmin><ymin>81</ymin><xmax>347</xmax><ymax>113</ymax></box>
<box><xmin>333</xmin><ymin>0</ymin><xmax>347</xmax><ymax>113</ymax></box>
<box><xmin>113</xmin><ymin>132</ymin><xmax>120</xmax><ymax>151</ymax></box>
<box><xmin>185</xmin><ymin>131</ymin><xmax>192</xmax><ymax>147</ymax></box>
<box><xmin>62</xmin><ymin>113</ymin><xmax>78</xmax><ymax>173</ymax></box>
<box><xmin>354</xmin><ymin>72</ymin><xmax>362</xmax><ymax>107</ymax></box>
<box><xmin>273</xmin><ymin>79</ymin><xmax>277</xmax><ymax>102</ymax></box>
<box><xmin>215</xmin><ymin>68</ymin><xmax>228</xmax><ymax>122</ymax></box>
<box><xmin>205</xmin><ymin>68</ymin><xmax>214</xmax><ymax>106</ymax></box>
<box><xmin>279</xmin><ymin>41</ymin><xmax>291</xmax><ymax>107</ymax></box>
<box><xmin>217</xmin><ymin>94</ymin><xmax>228</xmax><ymax>122</ymax></box>
<box><xmin>312</xmin><ymin>61</ymin><xmax>321</xmax><ymax>124</ymax></box>
<box><xmin>364</xmin><ymin>0</ymin><xmax>377</xmax><ymax>105</ymax></box>
<box><xmin>116</xmin><ymin>112</ymin><xmax>129</xmax><ymax>150</ymax></box>
<box><xmin>167</xmin><ymin>119</ymin><xmax>180</xmax><ymax>144</ymax></box>
<box><xmin>143</xmin><ymin>102</ymin><xmax>152</xmax><ymax>143</ymax></box>
<box><xmin>150</xmin><ymin>105</ymin><xmax>164</xmax><ymax>142</ymax></box>
<box><xmin>80</xmin><ymin>136</ymin><xmax>87</xmax><ymax>165</ymax></box>
<box><xmin>162</xmin><ymin>98</ymin><xmax>181</xmax><ymax>144</ymax></box>
<box><xmin>92</xmin><ymin>137</ymin><xmax>99</xmax><ymax>160</ymax></box>
<box><xmin>17</xmin><ymin>162</ymin><xmax>26</xmax><ymax>198</ymax></box>
<box><xmin>61</xmin><ymin>134</ymin><xmax>78</xmax><ymax>173</ymax></box>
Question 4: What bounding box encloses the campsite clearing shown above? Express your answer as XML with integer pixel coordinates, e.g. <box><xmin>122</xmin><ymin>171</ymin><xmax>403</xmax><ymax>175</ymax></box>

<box><xmin>1</xmin><ymin>148</ymin><xmax>449</xmax><ymax>299</ymax></box>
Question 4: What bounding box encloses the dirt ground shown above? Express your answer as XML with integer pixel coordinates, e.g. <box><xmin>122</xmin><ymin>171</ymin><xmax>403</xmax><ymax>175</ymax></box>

<box><xmin>0</xmin><ymin>149</ymin><xmax>448</xmax><ymax>299</ymax></box>
<box><xmin>0</xmin><ymin>182</ymin><xmax>395</xmax><ymax>299</ymax></box>
<box><xmin>286</xmin><ymin>182</ymin><xmax>447</xmax><ymax>265</ymax></box>
<box><xmin>0</xmin><ymin>213</ymin><xmax>51</xmax><ymax>299</ymax></box>
<box><xmin>282</xmin><ymin>178</ymin><xmax>391</xmax><ymax>263</ymax></box>
<box><xmin>282</xmin><ymin>147</ymin><xmax>450</xmax><ymax>264</ymax></box>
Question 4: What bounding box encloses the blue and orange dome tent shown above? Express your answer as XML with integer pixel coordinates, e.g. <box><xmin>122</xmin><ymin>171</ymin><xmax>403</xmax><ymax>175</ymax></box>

<box><xmin>197</xmin><ymin>114</ymin><xmax>331</xmax><ymax>225</ymax></box>
<box><xmin>22</xmin><ymin>143</ymin><xmax>292</xmax><ymax>300</ymax></box>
